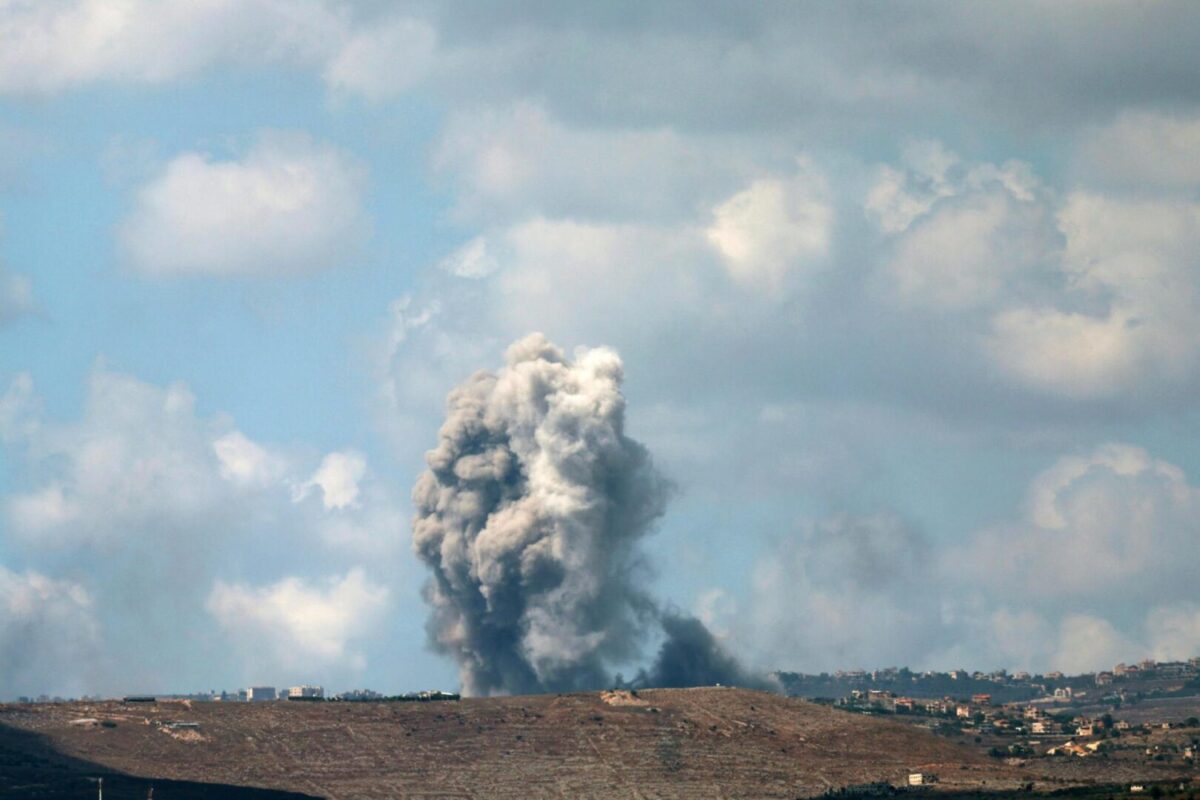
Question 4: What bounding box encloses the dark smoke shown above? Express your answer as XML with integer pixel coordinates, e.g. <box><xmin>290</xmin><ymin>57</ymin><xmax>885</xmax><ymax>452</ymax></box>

<box><xmin>411</xmin><ymin>333</ymin><xmax>760</xmax><ymax>696</ymax></box>
<box><xmin>636</xmin><ymin>613</ymin><xmax>770</xmax><ymax>691</ymax></box>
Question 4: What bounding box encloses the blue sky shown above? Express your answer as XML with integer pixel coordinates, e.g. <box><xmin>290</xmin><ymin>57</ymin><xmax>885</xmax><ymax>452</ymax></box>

<box><xmin>2</xmin><ymin>1</ymin><xmax>1200</xmax><ymax>699</ymax></box>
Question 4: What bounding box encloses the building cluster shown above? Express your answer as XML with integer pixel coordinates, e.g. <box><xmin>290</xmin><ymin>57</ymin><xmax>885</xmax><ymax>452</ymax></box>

<box><xmin>1094</xmin><ymin>659</ymin><xmax>1200</xmax><ymax>686</ymax></box>
<box><xmin>330</xmin><ymin>689</ymin><xmax>461</xmax><ymax>703</ymax></box>
<box><xmin>210</xmin><ymin>685</ymin><xmax>325</xmax><ymax>702</ymax></box>
<box><xmin>827</xmin><ymin>657</ymin><xmax>1200</xmax><ymax>692</ymax></box>
<box><xmin>835</xmin><ymin>677</ymin><xmax>1200</xmax><ymax>765</ymax></box>
<box><xmin>204</xmin><ymin>686</ymin><xmax>461</xmax><ymax>703</ymax></box>
<box><xmin>13</xmin><ymin>684</ymin><xmax>466</xmax><ymax>705</ymax></box>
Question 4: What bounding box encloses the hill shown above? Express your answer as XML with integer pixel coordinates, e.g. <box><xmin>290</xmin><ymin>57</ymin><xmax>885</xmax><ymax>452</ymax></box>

<box><xmin>0</xmin><ymin>687</ymin><xmax>1025</xmax><ymax>799</ymax></box>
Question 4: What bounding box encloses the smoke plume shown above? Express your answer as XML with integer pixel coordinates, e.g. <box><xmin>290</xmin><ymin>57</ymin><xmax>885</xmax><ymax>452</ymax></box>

<box><xmin>636</xmin><ymin>612</ymin><xmax>769</xmax><ymax>690</ymax></box>
<box><xmin>411</xmin><ymin>333</ymin><xmax>758</xmax><ymax>696</ymax></box>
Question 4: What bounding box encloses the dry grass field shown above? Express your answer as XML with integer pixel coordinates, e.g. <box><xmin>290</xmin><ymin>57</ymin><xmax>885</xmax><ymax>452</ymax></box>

<box><xmin>0</xmin><ymin>687</ymin><xmax>1072</xmax><ymax>799</ymax></box>
<box><xmin>0</xmin><ymin>687</ymin><xmax>1025</xmax><ymax>799</ymax></box>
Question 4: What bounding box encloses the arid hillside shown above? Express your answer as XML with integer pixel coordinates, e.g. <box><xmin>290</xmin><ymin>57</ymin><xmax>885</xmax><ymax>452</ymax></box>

<box><xmin>0</xmin><ymin>687</ymin><xmax>1025</xmax><ymax>799</ymax></box>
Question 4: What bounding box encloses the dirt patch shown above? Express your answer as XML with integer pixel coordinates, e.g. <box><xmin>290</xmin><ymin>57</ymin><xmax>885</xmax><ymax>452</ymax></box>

<box><xmin>601</xmin><ymin>690</ymin><xmax>649</xmax><ymax>707</ymax></box>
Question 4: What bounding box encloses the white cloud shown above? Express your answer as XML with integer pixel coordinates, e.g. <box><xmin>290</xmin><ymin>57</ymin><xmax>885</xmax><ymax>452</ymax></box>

<box><xmin>0</xmin><ymin>0</ymin><xmax>342</xmax><ymax>95</ymax></box>
<box><xmin>324</xmin><ymin>17</ymin><xmax>436</xmax><ymax>102</ymax></box>
<box><xmin>986</xmin><ymin>307</ymin><xmax>1138</xmax><ymax>399</ymax></box>
<box><xmin>213</xmin><ymin>430</ymin><xmax>287</xmax><ymax>488</ymax></box>
<box><xmin>734</xmin><ymin>440</ymin><xmax>1200</xmax><ymax>674</ymax></box>
<box><xmin>864</xmin><ymin>145</ymin><xmax>1200</xmax><ymax>402</ymax></box>
<box><xmin>954</xmin><ymin>444</ymin><xmax>1198</xmax><ymax>606</ymax></box>
<box><xmin>987</xmin><ymin>193</ymin><xmax>1200</xmax><ymax>398</ymax></box>
<box><xmin>207</xmin><ymin>569</ymin><xmax>388</xmax><ymax>670</ymax></box>
<box><xmin>0</xmin><ymin>1</ymin><xmax>446</xmax><ymax>103</ymax></box>
<box><xmin>434</xmin><ymin>102</ymin><xmax>759</xmax><ymax>225</ymax></box>
<box><xmin>1</xmin><ymin>369</ymin><xmax>403</xmax><ymax>692</ymax></box>
<box><xmin>884</xmin><ymin>189</ymin><xmax>1051</xmax><ymax>309</ymax></box>
<box><xmin>865</xmin><ymin>140</ymin><xmax>961</xmax><ymax>233</ymax></box>
<box><xmin>706</xmin><ymin>161</ymin><xmax>832</xmax><ymax>292</ymax></box>
<box><xmin>297</xmin><ymin>450</ymin><xmax>367</xmax><ymax>510</ymax></box>
<box><xmin>870</xmin><ymin>147</ymin><xmax>1052</xmax><ymax>310</ymax></box>
<box><xmin>438</xmin><ymin>236</ymin><xmax>499</xmax><ymax>279</ymax></box>
<box><xmin>6</xmin><ymin>370</ymin><xmax>228</xmax><ymax>547</ymax></box>
<box><xmin>0</xmin><ymin>265</ymin><xmax>35</xmax><ymax>324</ymax></box>
<box><xmin>6</xmin><ymin>370</ymin><xmax>399</xmax><ymax>553</ymax></box>
<box><xmin>1078</xmin><ymin>111</ymin><xmax>1200</xmax><ymax>190</ymax></box>
<box><xmin>119</xmin><ymin>132</ymin><xmax>368</xmax><ymax>277</ymax></box>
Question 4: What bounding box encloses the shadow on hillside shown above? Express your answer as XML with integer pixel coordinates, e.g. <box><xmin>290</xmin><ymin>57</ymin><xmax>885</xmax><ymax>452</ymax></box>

<box><xmin>0</xmin><ymin>721</ymin><xmax>323</xmax><ymax>799</ymax></box>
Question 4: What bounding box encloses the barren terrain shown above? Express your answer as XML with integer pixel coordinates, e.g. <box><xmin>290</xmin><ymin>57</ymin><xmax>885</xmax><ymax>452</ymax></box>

<box><xmin>0</xmin><ymin>687</ymin><xmax>1178</xmax><ymax>800</ymax></box>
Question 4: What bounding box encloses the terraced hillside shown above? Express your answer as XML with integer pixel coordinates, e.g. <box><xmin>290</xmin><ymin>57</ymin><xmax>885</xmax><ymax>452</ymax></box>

<box><xmin>0</xmin><ymin>687</ymin><xmax>1024</xmax><ymax>799</ymax></box>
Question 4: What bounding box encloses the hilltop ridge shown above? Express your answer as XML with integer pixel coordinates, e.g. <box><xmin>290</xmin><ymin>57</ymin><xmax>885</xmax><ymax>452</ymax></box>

<box><xmin>1</xmin><ymin>686</ymin><xmax>1017</xmax><ymax>799</ymax></box>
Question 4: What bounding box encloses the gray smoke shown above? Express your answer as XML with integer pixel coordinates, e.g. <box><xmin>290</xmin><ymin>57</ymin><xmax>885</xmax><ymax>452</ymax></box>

<box><xmin>411</xmin><ymin>333</ymin><xmax>758</xmax><ymax>696</ymax></box>
<box><xmin>636</xmin><ymin>612</ymin><xmax>770</xmax><ymax>691</ymax></box>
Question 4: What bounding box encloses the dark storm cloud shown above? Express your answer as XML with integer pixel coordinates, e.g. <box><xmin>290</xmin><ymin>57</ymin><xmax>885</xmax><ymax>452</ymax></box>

<box><xmin>412</xmin><ymin>1</ymin><xmax>1200</xmax><ymax>133</ymax></box>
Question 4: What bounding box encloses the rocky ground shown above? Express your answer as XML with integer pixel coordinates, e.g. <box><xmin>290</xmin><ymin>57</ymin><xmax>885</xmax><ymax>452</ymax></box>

<box><xmin>0</xmin><ymin>687</ymin><xmax>1187</xmax><ymax>800</ymax></box>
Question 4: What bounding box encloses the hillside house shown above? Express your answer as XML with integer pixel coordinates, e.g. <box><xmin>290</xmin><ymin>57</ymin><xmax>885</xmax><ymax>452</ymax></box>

<box><xmin>1047</xmin><ymin>742</ymin><xmax>1091</xmax><ymax>757</ymax></box>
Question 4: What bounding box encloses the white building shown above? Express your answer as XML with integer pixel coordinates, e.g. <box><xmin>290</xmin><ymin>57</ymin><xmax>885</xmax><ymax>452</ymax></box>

<box><xmin>246</xmin><ymin>686</ymin><xmax>277</xmax><ymax>702</ymax></box>
<box><xmin>287</xmin><ymin>685</ymin><xmax>324</xmax><ymax>699</ymax></box>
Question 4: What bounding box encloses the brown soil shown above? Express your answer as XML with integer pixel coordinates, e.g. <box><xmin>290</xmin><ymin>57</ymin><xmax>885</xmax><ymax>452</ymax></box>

<box><xmin>0</xmin><ymin>687</ymin><xmax>1037</xmax><ymax>799</ymax></box>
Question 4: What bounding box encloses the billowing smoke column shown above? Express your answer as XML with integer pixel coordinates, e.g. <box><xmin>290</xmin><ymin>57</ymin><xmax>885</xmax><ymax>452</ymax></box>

<box><xmin>412</xmin><ymin>334</ymin><xmax>759</xmax><ymax>696</ymax></box>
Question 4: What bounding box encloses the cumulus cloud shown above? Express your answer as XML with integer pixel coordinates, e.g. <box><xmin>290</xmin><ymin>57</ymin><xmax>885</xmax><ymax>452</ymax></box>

<box><xmin>0</xmin><ymin>369</ymin><xmax>401</xmax><ymax>693</ymax></box>
<box><xmin>864</xmin><ymin>140</ymin><xmax>961</xmax><ymax>234</ymax></box>
<box><xmin>869</xmin><ymin>145</ymin><xmax>1052</xmax><ymax>310</ymax></box>
<box><xmin>433</xmin><ymin>102</ymin><xmax>760</xmax><ymax>225</ymax></box>
<box><xmin>987</xmin><ymin>193</ymin><xmax>1200</xmax><ymax>398</ymax></box>
<box><xmin>883</xmin><ymin>188</ymin><xmax>1051</xmax><ymax>310</ymax></box>
<box><xmin>6</xmin><ymin>370</ymin><xmax>231</xmax><ymax>548</ymax></box>
<box><xmin>297</xmin><ymin>450</ymin><xmax>367</xmax><ymax>510</ymax></box>
<box><xmin>207</xmin><ymin>569</ymin><xmax>388</xmax><ymax>672</ymax></box>
<box><xmin>213</xmin><ymin>430</ymin><xmax>288</xmax><ymax>488</ymax></box>
<box><xmin>437</xmin><ymin>236</ymin><xmax>499</xmax><ymax>279</ymax></box>
<box><xmin>0</xmin><ymin>0</ymin><xmax>340</xmax><ymax>95</ymax></box>
<box><xmin>862</xmin><ymin>143</ymin><xmax>1200</xmax><ymax>403</ymax></box>
<box><xmin>119</xmin><ymin>132</ymin><xmax>368</xmax><ymax>277</ymax></box>
<box><xmin>955</xmin><ymin>444</ymin><xmax>1198</xmax><ymax>604</ymax></box>
<box><xmin>706</xmin><ymin>160</ymin><xmax>833</xmax><ymax>292</ymax></box>
<box><xmin>3</xmin><ymin>3</ymin><xmax>1199</xmax><ymax>147</ymax></box>
<box><xmin>1078</xmin><ymin>111</ymin><xmax>1200</xmax><ymax>190</ymax></box>
<box><xmin>324</xmin><ymin>17</ymin><xmax>436</xmax><ymax>102</ymax></box>
<box><xmin>736</xmin><ymin>440</ymin><xmax>1200</xmax><ymax>675</ymax></box>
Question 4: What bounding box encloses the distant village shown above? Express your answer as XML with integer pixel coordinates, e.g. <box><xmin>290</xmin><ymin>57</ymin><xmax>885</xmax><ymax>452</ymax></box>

<box><xmin>778</xmin><ymin>656</ymin><xmax>1200</xmax><ymax>767</ymax></box>
<box><xmin>15</xmin><ymin>685</ymin><xmax>460</xmax><ymax>704</ymax></box>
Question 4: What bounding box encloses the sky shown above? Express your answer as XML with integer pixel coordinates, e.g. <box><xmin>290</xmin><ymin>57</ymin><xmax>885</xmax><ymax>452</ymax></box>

<box><xmin>2</xmin><ymin>0</ymin><xmax>1200</xmax><ymax>699</ymax></box>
